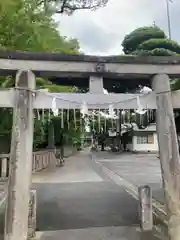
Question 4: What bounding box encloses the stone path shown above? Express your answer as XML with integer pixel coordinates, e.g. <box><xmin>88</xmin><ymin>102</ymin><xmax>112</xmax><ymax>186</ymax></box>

<box><xmin>0</xmin><ymin>150</ymin><xmax>162</xmax><ymax>239</ymax></box>
<box><xmin>32</xmin><ymin>150</ymin><xmax>103</xmax><ymax>184</ymax></box>
<box><xmin>32</xmin><ymin>150</ymin><xmax>161</xmax><ymax>239</ymax></box>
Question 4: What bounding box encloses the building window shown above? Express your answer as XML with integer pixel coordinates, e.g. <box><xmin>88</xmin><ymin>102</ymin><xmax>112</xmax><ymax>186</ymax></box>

<box><xmin>137</xmin><ymin>136</ymin><xmax>148</xmax><ymax>144</ymax></box>
<box><xmin>137</xmin><ymin>134</ymin><xmax>154</xmax><ymax>144</ymax></box>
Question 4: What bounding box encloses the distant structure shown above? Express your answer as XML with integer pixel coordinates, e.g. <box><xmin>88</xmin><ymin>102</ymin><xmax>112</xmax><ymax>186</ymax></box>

<box><xmin>127</xmin><ymin>123</ymin><xmax>158</xmax><ymax>153</ymax></box>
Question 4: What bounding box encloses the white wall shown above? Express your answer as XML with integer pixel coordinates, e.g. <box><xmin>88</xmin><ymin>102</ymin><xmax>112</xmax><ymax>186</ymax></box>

<box><xmin>132</xmin><ymin>133</ymin><xmax>158</xmax><ymax>152</ymax></box>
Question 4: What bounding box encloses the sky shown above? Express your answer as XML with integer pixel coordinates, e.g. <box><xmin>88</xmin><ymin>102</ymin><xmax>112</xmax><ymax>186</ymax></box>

<box><xmin>55</xmin><ymin>0</ymin><xmax>180</xmax><ymax>55</ymax></box>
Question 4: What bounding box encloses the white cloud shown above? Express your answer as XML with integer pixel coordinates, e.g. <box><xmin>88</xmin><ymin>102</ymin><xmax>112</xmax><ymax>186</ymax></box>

<box><xmin>55</xmin><ymin>0</ymin><xmax>180</xmax><ymax>55</ymax></box>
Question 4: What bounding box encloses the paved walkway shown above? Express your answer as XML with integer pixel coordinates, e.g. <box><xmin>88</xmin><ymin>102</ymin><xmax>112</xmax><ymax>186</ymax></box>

<box><xmin>93</xmin><ymin>151</ymin><xmax>164</xmax><ymax>204</ymax></box>
<box><xmin>0</xmin><ymin>150</ymin><xmax>162</xmax><ymax>239</ymax></box>
<box><xmin>32</xmin><ymin>151</ymin><xmax>103</xmax><ymax>184</ymax></box>
<box><xmin>32</xmin><ymin>150</ymin><xmax>160</xmax><ymax>240</ymax></box>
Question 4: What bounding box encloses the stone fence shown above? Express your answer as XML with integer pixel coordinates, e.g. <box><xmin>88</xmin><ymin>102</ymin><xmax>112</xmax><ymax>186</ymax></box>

<box><xmin>32</xmin><ymin>150</ymin><xmax>56</xmax><ymax>173</ymax></box>
<box><xmin>0</xmin><ymin>149</ymin><xmax>56</xmax><ymax>181</ymax></box>
<box><xmin>0</xmin><ymin>145</ymin><xmax>78</xmax><ymax>181</ymax></box>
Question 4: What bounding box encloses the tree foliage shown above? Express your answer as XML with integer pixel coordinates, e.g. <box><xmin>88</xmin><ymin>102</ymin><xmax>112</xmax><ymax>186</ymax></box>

<box><xmin>122</xmin><ymin>26</ymin><xmax>166</xmax><ymax>54</ymax></box>
<box><xmin>170</xmin><ymin>79</ymin><xmax>180</xmax><ymax>91</ymax></box>
<box><xmin>0</xmin><ymin>0</ymin><xmax>79</xmax><ymax>53</ymax></box>
<box><xmin>39</xmin><ymin>0</ymin><xmax>108</xmax><ymax>14</ymax></box>
<box><xmin>121</xmin><ymin>26</ymin><xmax>180</xmax><ymax>57</ymax></box>
<box><xmin>0</xmin><ymin>0</ymin><xmax>83</xmax><ymax>151</ymax></box>
<box><xmin>133</xmin><ymin>48</ymin><xmax>177</xmax><ymax>56</ymax></box>
<box><xmin>137</xmin><ymin>38</ymin><xmax>180</xmax><ymax>54</ymax></box>
<box><xmin>122</xmin><ymin>26</ymin><xmax>180</xmax><ymax>92</ymax></box>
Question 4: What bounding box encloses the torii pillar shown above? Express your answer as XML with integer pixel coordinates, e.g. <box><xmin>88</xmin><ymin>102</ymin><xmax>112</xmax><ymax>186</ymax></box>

<box><xmin>5</xmin><ymin>70</ymin><xmax>35</xmax><ymax>240</ymax></box>
<box><xmin>152</xmin><ymin>74</ymin><xmax>180</xmax><ymax>240</ymax></box>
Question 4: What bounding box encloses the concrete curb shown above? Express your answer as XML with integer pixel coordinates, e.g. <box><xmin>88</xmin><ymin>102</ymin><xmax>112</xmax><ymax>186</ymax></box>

<box><xmin>91</xmin><ymin>153</ymin><xmax>167</xmax><ymax>227</ymax></box>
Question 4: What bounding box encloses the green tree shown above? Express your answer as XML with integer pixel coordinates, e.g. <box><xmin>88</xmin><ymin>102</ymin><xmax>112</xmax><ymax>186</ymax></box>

<box><xmin>122</xmin><ymin>26</ymin><xmax>180</xmax><ymax>91</ymax></box>
<box><xmin>0</xmin><ymin>0</ymin><xmax>79</xmax><ymax>53</ymax></box>
<box><xmin>121</xmin><ymin>26</ymin><xmax>180</xmax><ymax>57</ymax></box>
<box><xmin>137</xmin><ymin>38</ymin><xmax>180</xmax><ymax>53</ymax></box>
<box><xmin>38</xmin><ymin>0</ymin><xmax>108</xmax><ymax>14</ymax></box>
<box><xmin>122</xmin><ymin>26</ymin><xmax>166</xmax><ymax>54</ymax></box>
<box><xmin>0</xmin><ymin>0</ymin><xmax>82</xmax><ymax>151</ymax></box>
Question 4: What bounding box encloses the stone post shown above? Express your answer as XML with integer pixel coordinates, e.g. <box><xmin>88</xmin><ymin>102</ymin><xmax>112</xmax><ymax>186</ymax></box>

<box><xmin>28</xmin><ymin>190</ymin><xmax>37</xmax><ymax>239</ymax></box>
<box><xmin>4</xmin><ymin>70</ymin><xmax>35</xmax><ymax>240</ymax></box>
<box><xmin>138</xmin><ymin>185</ymin><xmax>152</xmax><ymax>231</ymax></box>
<box><xmin>1</xmin><ymin>157</ymin><xmax>8</xmax><ymax>179</ymax></box>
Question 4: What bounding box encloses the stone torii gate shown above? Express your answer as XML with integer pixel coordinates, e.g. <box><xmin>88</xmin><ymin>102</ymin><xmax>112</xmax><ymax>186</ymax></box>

<box><xmin>1</xmin><ymin>51</ymin><xmax>180</xmax><ymax>240</ymax></box>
